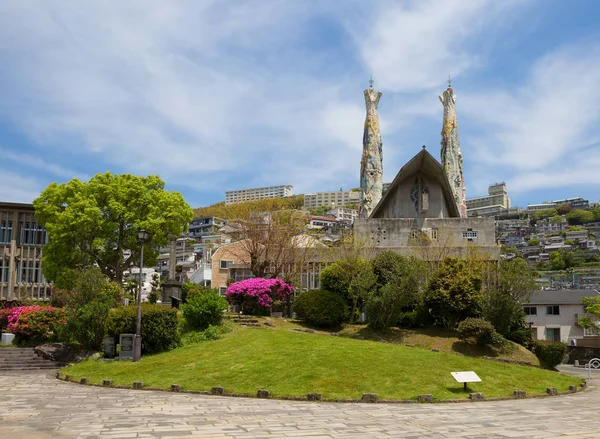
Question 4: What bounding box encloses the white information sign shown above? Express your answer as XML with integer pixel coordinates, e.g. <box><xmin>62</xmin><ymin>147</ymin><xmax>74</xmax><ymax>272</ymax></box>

<box><xmin>451</xmin><ymin>371</ymin><xmax>481</xmax><ymax>391</ymax></box>
<box><xmin>451</xmin><ymin>371</ymin><xmax>481</xmax><ymax>383</ymax></box>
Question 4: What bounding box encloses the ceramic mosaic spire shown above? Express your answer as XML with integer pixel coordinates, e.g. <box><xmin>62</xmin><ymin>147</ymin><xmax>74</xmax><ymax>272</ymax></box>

<box><xmin>439</xmin><ymin>79</ymin><xmax>467</xmax><ymax>217</ymax></box>
<box><xmin>359</xmin><ymin>78</ymin><xmax>383</xmax><ymax>218</ymax></box>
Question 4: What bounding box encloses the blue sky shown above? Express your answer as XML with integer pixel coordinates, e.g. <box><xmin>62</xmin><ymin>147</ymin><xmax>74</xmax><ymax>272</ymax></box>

<box><xmin>1</xmin><ymin>0</ymin><xmax>600</xmax><ymax>209</ymax></box>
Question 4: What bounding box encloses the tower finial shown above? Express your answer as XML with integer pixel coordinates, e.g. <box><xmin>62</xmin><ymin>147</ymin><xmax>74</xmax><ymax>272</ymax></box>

<box><xmin>369</xmin><ymin>75</ymin><xmax>374</xmax><ymax>89</ymax></box>
<box><xmin>448</xmin><ymin>75</ymin><xmax>452</xmax><ymax>89</ymax></box>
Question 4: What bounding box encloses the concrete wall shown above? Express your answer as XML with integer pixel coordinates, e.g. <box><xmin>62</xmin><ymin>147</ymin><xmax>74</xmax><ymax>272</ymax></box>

<box><xmin>375</xmin><ymin>172</ymin><xmax>450</xmax><ymax>219</ymax></box>
<box><xmin>353</xmin><ymin>217</ymin><xmax>499</xmax><ymax>260</ymax></box>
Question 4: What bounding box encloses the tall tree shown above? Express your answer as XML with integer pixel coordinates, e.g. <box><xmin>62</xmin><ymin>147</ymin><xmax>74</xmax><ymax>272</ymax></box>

<box><xmin>34</xmin><ymin>173</ymin><xmax>193</xmax><ymax>288</ymax></box>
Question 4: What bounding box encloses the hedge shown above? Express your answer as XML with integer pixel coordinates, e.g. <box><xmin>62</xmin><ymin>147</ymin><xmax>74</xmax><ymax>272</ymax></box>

<box><xmin>104</xmin><ymin>304</ymin><xmax>180</xmax><ymax>354</ymax></box>
<box><xmin>293</xmin><ymin>289</ymin><xmax>347</xmax><ymax>328</ymax></box>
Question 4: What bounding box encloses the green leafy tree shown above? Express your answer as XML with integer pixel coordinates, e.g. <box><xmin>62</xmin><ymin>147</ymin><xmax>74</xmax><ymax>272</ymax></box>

<box><xmin>549</xmin><ymin>250</ymin><xmax>575</xmax><ymax>271</ymax></box>
<box><xmin>147</xmin><ymin>274</ymin><xmax>162</xmax><ymax>304</ymax></box>
<box><xmin>423</xmin><ymin>258</ymin><xmax>483</xmax><ymax>328</ymax></box>
<box><xmin>62</xmin><ymin>268</ymin><xmax>123</xmax><ymax>350</ymax></box>
<box><xmin>527</xmin><ymin>238</ymin><xmax>540</xmax><ymax>246</ymax></box>
<box><xmin>34</xmin><ymin>173</ymin><xmax>193</xmax><ymax>288</ymax></box>
<box><xmin>578</xmin><ymin>296</ymin><xmax>600</xmax><ymax>334</ymax></box>
<box><xmin>319</xmin><ymin>257</ymin><xmax>375</xmax><ymax>323</ymax></box>
<box><xmin>483</xmin><ymin>258</ymin><xmax>537</xmax><ymax>340</ymax></box>
<box><xmin>365</xmin><ymin>251</ymin><xmax>425</xmax><ymax>329</ymax></box>
<box><xmin>534</xmin><ymin>209</ymin><xmax>558</xmax><ymax>220</ymax></box>
<box><xmin>555</xmin><ymin>203</ymin><xmax>572</xmax><ymax>215</ymax></box>
<box><xmin>566</xmin><ymin>209</ymin><xmax>595</xmax><ymax>225</ymax></box>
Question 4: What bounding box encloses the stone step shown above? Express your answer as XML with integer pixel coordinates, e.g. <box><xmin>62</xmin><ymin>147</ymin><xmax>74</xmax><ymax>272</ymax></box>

<box><xmin>0</xmin><ymin>347</ymin><xmax>64</xmax><ymax>370</ymax></box>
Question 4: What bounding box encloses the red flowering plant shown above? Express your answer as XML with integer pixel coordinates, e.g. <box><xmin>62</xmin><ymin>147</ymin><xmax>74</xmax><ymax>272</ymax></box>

<box><xmin>0</xmin><ymin>308</ymin><xmax>13</xmax><ymax>332</ymax></box>
<box><xmin>225</xmin><ymin>278</ymin><xmax>293</xmax><ymax>315</ymax></box>
<box><xmin>6</xmin><ymin>306</ymin><xmax>69</xmax><ymax>344</ymax></box>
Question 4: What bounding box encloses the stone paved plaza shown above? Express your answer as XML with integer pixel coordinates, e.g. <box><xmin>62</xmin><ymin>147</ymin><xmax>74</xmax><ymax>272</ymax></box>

<box><xmin>1</xmin><ymin>368</ymin><xmax>600</xmax><ymax>439</ymax></box>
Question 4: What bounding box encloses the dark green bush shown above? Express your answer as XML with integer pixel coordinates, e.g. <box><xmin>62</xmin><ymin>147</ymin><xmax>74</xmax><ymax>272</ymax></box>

<box><xmin>293</xmin><ymin>289</ymin><xmax>347</xmax><ymax>328</ymax></box>
<box><xmin>105</xmin><ymin>304</ymin><xmax>181</xmax><ymax>354</ymax></box>
<box><xmin>397</xmin><ymin>311</ymin><xmax>418</xmax><ymax>328</ymax></box>
<box><xmin>534</xmin><ymin>340</ymin><xmax>567</xmax><ymax>369</ymax></box>
<box><xmin>181</xmin><ymin>292</ymin><xmax>228</xmax><ymax>330</ymax></box>
<box><xmin>457</xmin><ymin>318</ymin><xmax>497</xmax><ymax>346</ymax></box>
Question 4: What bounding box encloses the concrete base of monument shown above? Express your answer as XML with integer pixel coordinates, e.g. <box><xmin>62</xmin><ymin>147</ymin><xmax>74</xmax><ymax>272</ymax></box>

<box><xmin>162</xmin><ymin>280</ymin><xmax>182</xmax><ymax>307</ymax></box>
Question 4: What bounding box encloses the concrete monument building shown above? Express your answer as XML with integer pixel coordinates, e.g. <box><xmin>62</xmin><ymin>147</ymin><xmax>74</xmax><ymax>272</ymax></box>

<box><xmin>354</xmin><ymin>82</ymin><xmax>498</xmax><ymax>260</ymax></box>
<box><xmin>359</xmin><ymin>78</ymin><xmax>383</xmax><ymax>218</ymax></box>
<box><xmin>439</xmin><ymin>80</ymin><xmax>467</xmax><ymax>217</ymax></box>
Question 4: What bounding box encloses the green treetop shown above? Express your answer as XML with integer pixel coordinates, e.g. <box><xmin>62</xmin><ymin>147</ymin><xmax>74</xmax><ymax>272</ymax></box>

<box><xmin>34</xmin><ymin>172</ymin><xmax>193</xmax><ymax>288</ymax></box>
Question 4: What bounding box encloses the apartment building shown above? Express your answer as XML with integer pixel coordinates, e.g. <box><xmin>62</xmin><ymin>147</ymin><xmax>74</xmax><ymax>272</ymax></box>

<box><xmin>466</xmin><ymin>183</ymin><xmax>511</xmax><ymax>217</ymax></box>
<box><xmin>225</xmin><ymin>185</ymin><xmax>293</xmax><ymax>205</ymax></box>
<box><xmin>552</xmin><ymin>198</ymin><xmax>590</xmax><ymax>210</ymax></box>
<box><xmin>303</xmin><ymin>190</ymin><xmax>360</xmax><ymax>209</ymax></box>
<box><xmin>188</xmin><ymin>216</ymin><xmax>226</xmax><ymax>238</ymax></box>
<box><xmin>327</xmin><ymin>207</ymin><xmax>359</xmax><ymax>223</ymax></box>
<box><xmin>0</xmin><ymin>202</ymin><xmax>51</xmax><ymax>300</ymax></box>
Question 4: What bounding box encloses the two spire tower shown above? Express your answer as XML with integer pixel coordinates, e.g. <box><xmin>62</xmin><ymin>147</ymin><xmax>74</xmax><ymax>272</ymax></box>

<box><xmin>358</xmin><ymin>77</ymin><xmax>467</xmax><ymax>218</ymax></box>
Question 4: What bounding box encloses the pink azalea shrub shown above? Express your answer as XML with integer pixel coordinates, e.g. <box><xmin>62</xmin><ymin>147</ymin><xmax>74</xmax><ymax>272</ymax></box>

<box><xmin>5</xmin><ymin>306</ymin><xmax>68</xmax><ymax>343</ymax></box>
<box><xmin>225</xmin><ymin>278</ymin><xmax>292</xmax><ymax>315</ymax></box>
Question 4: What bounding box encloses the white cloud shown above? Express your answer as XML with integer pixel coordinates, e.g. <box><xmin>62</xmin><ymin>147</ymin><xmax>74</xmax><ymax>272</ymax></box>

<box><xmin>346</xmin><ymin>0</ymin><xmax>528</xmax><ymax>92</ymax></box>
<box><xmin>462</xmin><ymin>42</ymin><xmax>600</xmax><ymax>194</ymax></box>
<box><xmin>0</xmin><ymin>169</ymin><xmax>43</xmax><ymax>203</ymax></box>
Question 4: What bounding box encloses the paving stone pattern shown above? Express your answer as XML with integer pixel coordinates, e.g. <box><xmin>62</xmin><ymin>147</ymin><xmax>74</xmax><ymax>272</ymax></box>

<box><xmin>1</xmin><ymin>368</ymin><xmax>600</xmax><ymax>438</ymax></box>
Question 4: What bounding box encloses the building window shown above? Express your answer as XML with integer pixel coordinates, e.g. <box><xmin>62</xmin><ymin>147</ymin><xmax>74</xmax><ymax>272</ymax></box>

<box><xmin>0</xmin><ymin>220</ymin><xmax>13</xmax><ymax>244</ymax></box>
<box><xmin>0</xmin><ymin>259</ymin><xmax>8</xmax><ymax>283</ymax></box>
<box><xmin>220</xmin><ymin>260</ymin><xmax>233</xmax><ymax>269</ymax></box>
<box><xmin>524</xmin><ymin>306</ymin><xmax>537</xmax><ymax>316</ymax></box>
<box><xmin>545</xmin><ymin>328</ymin><xmax>560</xmax><ymax>341</ymax></box>
<box><xmin>462</xmin><ymin>230</ymin><xmax>479</xmax><ymax>239</ymax></box>
<box><xmin>546</xmin><ymin>305</ymin><xmax>560</xmax><ymax>315</ymax></box>
<box><xmin>19</xmin><ymin>221</ymin><xmax>46</xmax><ymax>246</ymax></box>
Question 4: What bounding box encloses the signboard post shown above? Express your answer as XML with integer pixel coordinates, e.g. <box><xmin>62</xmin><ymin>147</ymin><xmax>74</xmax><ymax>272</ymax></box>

<box><xmin>451</xmin><ymin>371</ymin><xmax>481</xmax><ymax>391</ymax></box>
<box><xmin>119</xmin><ymin>333</ymin><xmax>136</xmax><ymax>361</ymax></box>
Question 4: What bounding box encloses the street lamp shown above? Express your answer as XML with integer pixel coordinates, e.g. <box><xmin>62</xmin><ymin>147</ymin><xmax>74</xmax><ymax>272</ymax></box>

<box><xmin>134</xmin><ymin>229</ymin><xmax>150</xmax><ymax>362</ymax></box>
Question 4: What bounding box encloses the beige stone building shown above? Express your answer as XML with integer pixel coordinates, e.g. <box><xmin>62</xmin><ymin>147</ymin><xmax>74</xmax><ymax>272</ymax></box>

<box><xmin>0</xmin><ymin>202</ymin><xmax>52</xmax><ymax>301</ymax></box>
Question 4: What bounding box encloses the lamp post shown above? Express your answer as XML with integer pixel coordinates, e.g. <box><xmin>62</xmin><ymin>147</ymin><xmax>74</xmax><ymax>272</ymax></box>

<box><xmin>134</xmin><ymin>229</ymin><xmax>150</xmax><ymax>362</ymax></box>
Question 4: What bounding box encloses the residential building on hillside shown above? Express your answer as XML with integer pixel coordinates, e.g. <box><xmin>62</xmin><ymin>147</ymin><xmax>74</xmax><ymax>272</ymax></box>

<box><xmin>123</xmin><ymin>267</ymin><xmax>158</xmax><ymax>302</ymax></box>
<box><xmin>225</xmin><ymin>185</ymin><xmax>293</xmax><ymax>205</ymax></box>
<box><xmin>303</xmin><ymin>189</ymin><xmax>360</xmax><ymax>209</ymax></box>
<box><xmin>327</xmin><ymin>207</ymin><xmax>358</xmax><ymax>223</ymax></box>
<box><xmin>466</xmin><ymin>183</ymin><xmax>511</xmax><ymax>217</ymax></box>
<box><xmin>156</xmin><ymin>237</ymin><xmax>196</xmax><ymax>280</ymax></box>
<box><xmin>536</xmin><ymin>216</ymin><xmax>569</xmax><ymax>234</ymax></box>
<box><xmin>552</xmin><ymin>197</ymin><xmax>589</xmax><ymax>210</ymax></box>
<box><xmin>188</xmin><ymin>216</ymin><xmax>226</xmax><ymax>238</ymax></box>
<box><xmin>527</xmin><ymin>203</ymin><xmax>557</xmax><ymax>213</ymax></box>
<box><xmin>523</xmin><ymin>289</ymin><xmax>600</xmax><ymax>343</ymax></box>
<box><xmin>0</xmin><ymin>202</ymin><xmax>51</xmax><ymax>301</ymax></box>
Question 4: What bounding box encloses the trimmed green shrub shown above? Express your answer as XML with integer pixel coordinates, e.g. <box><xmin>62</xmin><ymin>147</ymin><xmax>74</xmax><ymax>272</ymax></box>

<box><xmin>293</xmin><ymin>289</ymin><xmax>347</xmax><ymax>328</ymax></box>
<box><xmin>181</xmin><ymin>292</ymin><xmax>228</xmax><ymax>330</ymax></box>
<box><xmin>534</xmin><ymin>340</ymin><xmax>567</xmax><ymax>369</ymax></box>
<box><xmin>182</xmin><ymin>325</ymin><xmax>231</xmax><ymax>345</ymax></box>
<box><xmin>457</xmin><ymin>318</ymin><xmax>497</xmax><ymax>346</ymax></box>
<box><xmin>105</xmin><ymin>304</ymin><xmax>180</xmax><ymax>354</ymax></box>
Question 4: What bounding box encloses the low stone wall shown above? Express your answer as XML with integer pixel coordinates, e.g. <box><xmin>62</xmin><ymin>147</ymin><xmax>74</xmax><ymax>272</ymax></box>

<box><xmin>566</xmin><ymin>346</ymin><xmax>600</xmax><ymax>364</ymax></box>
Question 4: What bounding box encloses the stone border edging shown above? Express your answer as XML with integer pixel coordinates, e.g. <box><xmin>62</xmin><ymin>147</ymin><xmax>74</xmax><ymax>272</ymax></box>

<box><xmin>54</xmin><ymin>371</ymin><xmax>590</xmax><ymax>404</ymax></box>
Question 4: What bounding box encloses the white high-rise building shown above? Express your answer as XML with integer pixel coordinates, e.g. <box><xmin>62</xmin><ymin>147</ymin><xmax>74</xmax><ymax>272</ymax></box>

<box><xmin>304</xmin><ymin>190</ymin><xmax>360</xmax><ymax>209</ymax></box>
<box><xmin>225</xmin><ymin>185</ymin><xmax>293</xmax><ymax>205</ymax></box>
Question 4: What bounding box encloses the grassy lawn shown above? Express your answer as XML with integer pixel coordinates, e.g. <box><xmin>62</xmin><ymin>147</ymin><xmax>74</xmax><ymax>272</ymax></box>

<box><xmin>63</xmin><ymin>326</ymin><xmax>581</xmax><ymax>401</ymax></box>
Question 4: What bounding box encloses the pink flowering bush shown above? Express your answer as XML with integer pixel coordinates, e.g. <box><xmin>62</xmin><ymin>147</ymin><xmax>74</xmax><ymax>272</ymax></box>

<box><xmin>5</xmin><ymin>306</ymin><xmax>68</xmax><ymax>344</ymax></box>
<box><xmin>225</xmin><ymin>278</ymin><xmax>292</xmax><ymax>315</ymax></box>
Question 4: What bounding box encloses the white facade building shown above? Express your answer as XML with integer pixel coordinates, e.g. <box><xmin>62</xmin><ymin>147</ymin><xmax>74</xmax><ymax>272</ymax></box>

<box><xmin>327</xmin><ymin>207</ymin><xmax>359</xmax><ymax>223</ymax></box>
<box><xmin>225</xmin><ymin>185</ymin><xmax>293</xmax><ymax>205</ymax></box>
<box><xmin>523</xmin><ymin>289</ymin><xmax>600</xmax><ymax>343</ymax></box>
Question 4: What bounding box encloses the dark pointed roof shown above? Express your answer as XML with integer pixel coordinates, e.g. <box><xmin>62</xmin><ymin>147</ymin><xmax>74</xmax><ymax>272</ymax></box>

<box><xmin>370</xmin><ymin>147</ymin><xmax>460</xmax><ymax>218</ymax></box>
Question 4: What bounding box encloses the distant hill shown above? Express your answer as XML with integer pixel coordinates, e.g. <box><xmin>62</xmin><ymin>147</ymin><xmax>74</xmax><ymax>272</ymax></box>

<box><xmin>193</xmin><ymin>195</ymin><xmax>305</xmax><ymax>219</ymax></box>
